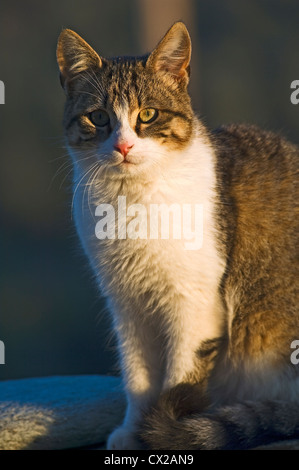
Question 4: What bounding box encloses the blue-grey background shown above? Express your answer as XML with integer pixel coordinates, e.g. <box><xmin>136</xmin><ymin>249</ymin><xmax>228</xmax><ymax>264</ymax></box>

<box><xmin>1</xmin><ymin>0</ymin><xmax>299</xmax><ymax>380</ymax></box>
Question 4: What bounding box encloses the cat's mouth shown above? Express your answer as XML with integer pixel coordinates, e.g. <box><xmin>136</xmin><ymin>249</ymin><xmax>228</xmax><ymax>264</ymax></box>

<box><xmin>109</xmin><ymin>157</ymin><xmax>138</xmax><ymax>174</ymax></box>
<box><xmin>107</xmin><ymin>151</ymin><xmax>146</xmax><ymax>174</ymax></box>
<box><xmin>115</xmin><ymin>155</ymin><xmax>139</xmax><ymax>167</ymax></box>
<box><xmin>114</xmin><ymin>158</ymin><xmax>135</xmax><ymax>167</ymax></box>
<box><xmin>120</xmin><ymin>157</ymin><xmax>135</xmax><ymax>164</ymax></box>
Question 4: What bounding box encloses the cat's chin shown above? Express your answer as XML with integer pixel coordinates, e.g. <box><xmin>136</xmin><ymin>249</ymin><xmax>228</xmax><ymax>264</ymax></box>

<box><xmin>109</xmin><ymin>161</ymin><xmax>145</xmax><ymax>177</ymax></box>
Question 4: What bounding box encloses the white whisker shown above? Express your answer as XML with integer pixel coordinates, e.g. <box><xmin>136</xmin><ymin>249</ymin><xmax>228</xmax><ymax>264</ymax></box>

<box><xmin>73</xmin><ymin>89</ymin><xmax>102</xmax><ymax>100</ymax></box>
<box><xmin>80</xmin><ymin>70</ymin><xmax>105</xmax><ymax>98</ymax></box>
<box><xmin>87</xmin><ymin>164</ymin><xmax>102</xmax><ymax>220</ymax></box>
<box><xmin>81</xmin><ymin>161</ymin><xmax>100</xmax><ymax>217</ymax></box>
<box><xmin>71</xmin><ymin>162</ymin><xmax>100</xmax><ymax>219</ymax></box>
<box><xmin>48</xmin><ymin>150</ymin><xmax>98</xmax><ymax>191</ymax></box>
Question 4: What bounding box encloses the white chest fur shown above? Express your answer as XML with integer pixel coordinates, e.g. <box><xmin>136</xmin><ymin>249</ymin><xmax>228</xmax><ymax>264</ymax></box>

<box><xmin>72</xmin><ymin>134</ymin><xmax>224</xmax><ymax>319</ymax></box>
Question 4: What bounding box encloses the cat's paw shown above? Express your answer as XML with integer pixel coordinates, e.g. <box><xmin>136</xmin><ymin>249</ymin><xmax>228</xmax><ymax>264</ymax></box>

<box><xmin>107</xmin><ymin>426</ymin><xmax>141</xmax><ymax>450</ymax></box>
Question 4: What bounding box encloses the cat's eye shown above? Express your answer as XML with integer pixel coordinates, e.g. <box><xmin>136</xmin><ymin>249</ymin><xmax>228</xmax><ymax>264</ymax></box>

<box><xmin>89</xmin><ymin>109</ymin><xmax>110</xmax><ymax>127</ymax></box>
<box><xmin>138</xmin><ymin>108</ymin><xmax>158</xmax><ymax>124</ymax></box>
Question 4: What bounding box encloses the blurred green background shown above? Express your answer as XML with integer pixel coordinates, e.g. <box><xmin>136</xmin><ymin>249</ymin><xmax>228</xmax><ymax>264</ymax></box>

<box><xmin>0</xmin><ymin>0</ymin><xmax>299</xmax><ymax>380</ymax></box>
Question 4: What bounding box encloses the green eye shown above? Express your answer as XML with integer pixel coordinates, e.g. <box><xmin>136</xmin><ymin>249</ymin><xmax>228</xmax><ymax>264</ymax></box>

<box><xmin>138</xmin><ymin>108</ymin><xmax>158</xmax><ymax>124</ymax></box>
<box><xmin>89</xmin><ymin>109</ymin><xmax>110</xmax><ymax>127</ymax></box>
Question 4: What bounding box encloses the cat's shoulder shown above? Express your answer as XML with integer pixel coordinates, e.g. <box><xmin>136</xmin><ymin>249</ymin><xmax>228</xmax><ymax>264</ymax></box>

<box><xmin>210</xmin><ymin>123</ymin><xmax>299</xmax><ymax>174</ymax></box>
<box><xmin>212</xmin><ymin>123</ymin><xmax>297</xmax><ymax>156</ymax></box>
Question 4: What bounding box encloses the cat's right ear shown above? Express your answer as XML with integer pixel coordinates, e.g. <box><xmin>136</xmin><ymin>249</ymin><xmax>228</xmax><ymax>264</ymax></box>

<box><xmin>57</xmin><ymin>29</ymin><xmax>102</xmax><ymax>92</ymax></box>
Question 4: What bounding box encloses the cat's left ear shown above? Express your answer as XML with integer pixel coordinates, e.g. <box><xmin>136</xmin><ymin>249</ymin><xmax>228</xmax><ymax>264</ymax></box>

<box><xmin>146</xmin><ymin>22</ymin><xmax>191</xmax><ymax>84</ymax></box>
<box><xmin>57</xmin><ymin>29</ymin><xmax>102</xmax><ymax>91</ymax></box>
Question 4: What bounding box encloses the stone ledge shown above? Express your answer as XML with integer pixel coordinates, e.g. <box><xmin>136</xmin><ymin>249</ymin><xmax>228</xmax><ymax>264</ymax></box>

<box><xmin>0</xmin><ymin>375</ymin><xmax>125</xmax><ymax>450</ymax></box>
<box><xmin>1</xmin><ymin>375</ymin><xmax>298</xmax><ymax>450</ymax></box>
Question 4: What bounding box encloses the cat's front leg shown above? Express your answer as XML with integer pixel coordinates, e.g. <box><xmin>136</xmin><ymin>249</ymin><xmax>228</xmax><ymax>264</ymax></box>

<box><xmin>163</xmin><ymin>297</ymin><xmax>223</xmax><ymax>391</ymax></box>
<box><xmin>107</xmin><ymin>311</ymin><xmax>163</xmax><ymax>450</ymax></box>
<box><xmin>107</xmin><ymin>401</ymin><xmax>145</xmax><ymax>450</ymax></box>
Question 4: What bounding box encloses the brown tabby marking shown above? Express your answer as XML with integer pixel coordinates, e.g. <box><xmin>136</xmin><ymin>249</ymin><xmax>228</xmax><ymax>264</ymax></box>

<box><xmin>57</xmin><ymin>29</ymin><xmax>194</xmax><ymax>152</ymax></box>
<box><xmin>213</xmin><ymin>124</ymin><xmax>299</xmax><ymax>367</ymax></box>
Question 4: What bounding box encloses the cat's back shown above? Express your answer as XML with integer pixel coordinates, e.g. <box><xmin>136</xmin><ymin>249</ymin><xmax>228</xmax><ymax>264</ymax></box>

<box><xmin>211</xmin><ymin>124</ymin><xmax>298</xmax><ymax>368</ymax></box>
<box><xmin>212</xmin><ymin>123</ymin><xmax>298</xmax><ymax>251</ymax></box>
<box><xmin>213</xmin><ymin>123</ymin><xmax>298</xmax><ymax>197</ymax></box>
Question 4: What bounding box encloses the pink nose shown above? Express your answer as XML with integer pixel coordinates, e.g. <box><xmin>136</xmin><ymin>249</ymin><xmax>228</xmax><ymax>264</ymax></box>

<box><xmin>114</xmin><ymin>141</ymin><xmax>134</xmax><ymax>157</ymax></box>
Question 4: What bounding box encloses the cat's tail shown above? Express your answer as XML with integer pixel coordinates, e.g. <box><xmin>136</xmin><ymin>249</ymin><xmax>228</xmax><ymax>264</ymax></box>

<box><xmin>139</xmin><ymin>384</ymin><xmax>299</xmax><ymax>450</ymax></box>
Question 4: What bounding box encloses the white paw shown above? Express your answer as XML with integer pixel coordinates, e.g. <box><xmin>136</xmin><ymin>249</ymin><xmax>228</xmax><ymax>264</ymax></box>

<box><xmin>107</xmin><ymin>426</ymin><xmax>141</xmax><ymax>450</ymax></box>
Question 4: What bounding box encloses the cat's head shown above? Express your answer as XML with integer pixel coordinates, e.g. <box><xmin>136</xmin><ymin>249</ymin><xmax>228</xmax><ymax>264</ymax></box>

<box><xmin>57</xmin><ymin>22</ymin><xmax>195</xmax><ymax>180</ymax></box>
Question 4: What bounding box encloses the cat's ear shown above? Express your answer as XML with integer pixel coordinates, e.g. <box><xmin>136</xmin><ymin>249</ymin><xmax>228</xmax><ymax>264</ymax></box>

<box><xmin>57</xmin><ymin>29</ymin><xmax>102</xmax><ymax>90</ymax></box>
<box><xmin>146</xmin><ymin>22</ymin><xmax>191</xmax><ymax>84</ymax></box>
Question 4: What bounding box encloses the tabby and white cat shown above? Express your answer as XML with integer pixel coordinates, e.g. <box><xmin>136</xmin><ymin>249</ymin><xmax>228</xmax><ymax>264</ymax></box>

<box><xmin>57</xmin><ymin>22</ymin><xmax>299</xmax><ymax>449</ymax></box>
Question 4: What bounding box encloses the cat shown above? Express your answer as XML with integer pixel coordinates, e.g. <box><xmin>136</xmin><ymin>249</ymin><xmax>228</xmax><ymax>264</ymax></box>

<box><xmin>56</xmin><ymin>22</ymin><xmax>299</xmax><ymax>450</ymax></box>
